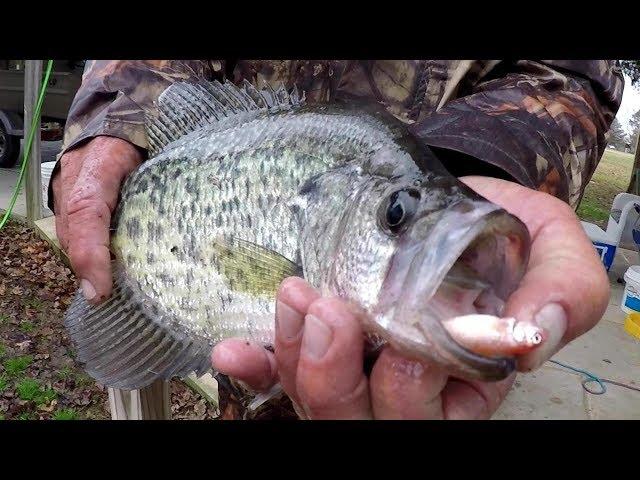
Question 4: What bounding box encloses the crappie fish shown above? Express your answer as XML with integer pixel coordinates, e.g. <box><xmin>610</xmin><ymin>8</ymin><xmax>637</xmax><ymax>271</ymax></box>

<box><xmin>64</xmin><ymin>80</ymin><xmax>533</xmax><ymax>390</ymax></box>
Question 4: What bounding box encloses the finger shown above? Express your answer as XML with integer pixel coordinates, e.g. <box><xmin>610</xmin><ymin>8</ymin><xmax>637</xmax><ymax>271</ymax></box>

<box><xmin>274</xmin><ymin>277</ymin><xmax>321</xmax><ymax>403</ymax></box>
<box><xmin>295</xmin><ymin>297</ymin><xmax>372</xmax><ymax>419</ymax></box>
<box><xmin>369</xmin><ymin>347</ymin><xmax>448</xmax><ymax>419</ymax></box>
<box><xmin>52</xmin><ymin>170</ymin><xmax>67</xmax><ymax>251</ymax></box>
<box><xmin>460</xmin><ymin>177</ymin><xmax>609</xmax><ymax>371</ymax></box>
<box><xmin>500</xmin><ymin>191</ymin><xmax>607</xmax><ymax>369</ymax></box>
<box><xmin>65</xmin><ymin>137</ymin><xmax>142</xmax><ymax>304</ymax></box>
<box><xmin>442</xmin><ymin>373</ymin><xmax>515</xmax><ymax>420</ymax></box>
<box><xmin>211</xmin><ymin>338</ymin><xmax>277</xmax><ymax>391</ymax></box>
<box><xmin>57</xmin><ymin>150</ymin><xmax>84</xmax><ymax>251</ymax></box>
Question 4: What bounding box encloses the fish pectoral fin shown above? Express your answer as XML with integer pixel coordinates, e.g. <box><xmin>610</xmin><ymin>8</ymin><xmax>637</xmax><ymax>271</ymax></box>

<box><xmin>205</xmin><ymin>236</ymin><xmax>303</xmax><ymax>297</ymax></box>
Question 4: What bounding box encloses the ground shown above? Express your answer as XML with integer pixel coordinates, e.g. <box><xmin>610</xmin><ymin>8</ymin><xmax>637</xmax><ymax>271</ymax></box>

<box><xmin>577</xmin><ymin>149</ymin><xmax>634</xmax><ymax>228</ymax></box>
<box><xmin>0</xmin><ymin>221</ymin><xmax>218</xmax><ymax>420</ymax></box>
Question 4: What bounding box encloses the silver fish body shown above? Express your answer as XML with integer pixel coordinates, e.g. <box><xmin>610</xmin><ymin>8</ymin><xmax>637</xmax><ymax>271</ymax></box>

<box><xmin>64</xmin><ymin>81</ymin><xmax>531</xmax><ymax>389</ymax></box>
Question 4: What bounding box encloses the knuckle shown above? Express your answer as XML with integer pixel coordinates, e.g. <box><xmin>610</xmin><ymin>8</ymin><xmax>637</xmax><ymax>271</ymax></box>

<box><xmin>66</xmin><ymin>192</ymin><xmax>111</xmax><ymax>223</ymax></box>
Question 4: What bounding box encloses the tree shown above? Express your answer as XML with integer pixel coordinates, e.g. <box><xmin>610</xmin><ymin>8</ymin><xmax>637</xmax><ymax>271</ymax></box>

<box><xmin>627</xmin><ymin>109</ymin><xmax>640</xmax><ymax>193</ymax></box>
<box><xmin>608</xmin><ymin>117</ymin><xmax>629</xmax><ymax>150</ymax></box>
<box><xmin>629</xmin><ymin>110</ymin><xmax>640</xmax><ymax>149</ymax></box>
<box><xmin>620</xmin><ymin>60</ymin><xmax>640</xmax><ymax>86</ymax></box>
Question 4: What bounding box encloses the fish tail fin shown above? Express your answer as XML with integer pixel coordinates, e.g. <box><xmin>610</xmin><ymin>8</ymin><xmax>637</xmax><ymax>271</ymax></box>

<box><xmin>64</xmin><ymin>269</ymin><xmax>212</xmax><ymax>390</ymax></box>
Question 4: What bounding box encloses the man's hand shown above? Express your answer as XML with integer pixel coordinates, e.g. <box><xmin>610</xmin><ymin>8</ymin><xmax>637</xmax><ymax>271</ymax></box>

<box><xmin>211</xmin><ymin>177</ymin><xmax>609</xmax><ymax>419</ymax></box>
<box><xmin>52</xmin><ymin>136</ymin><xmax>143</xmax><ymax>304</ymax></box>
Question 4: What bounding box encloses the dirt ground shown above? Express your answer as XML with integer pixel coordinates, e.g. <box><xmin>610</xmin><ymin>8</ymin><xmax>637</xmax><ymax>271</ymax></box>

<box><xmin>0</xmin><ymin>221</ymin><xmax>218</xmax><ymax>420</ymax></box>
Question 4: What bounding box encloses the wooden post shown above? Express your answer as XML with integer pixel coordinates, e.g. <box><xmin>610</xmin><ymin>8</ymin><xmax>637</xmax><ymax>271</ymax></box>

<box><xmin>24</xmin><ymin>60</ymin><xmax>43</xmax><ymax>223</ymax></box>
<box><xmin>108</xmin><ymin>381</ymin><xmax>171</xmax><ymax>420</ymax></box>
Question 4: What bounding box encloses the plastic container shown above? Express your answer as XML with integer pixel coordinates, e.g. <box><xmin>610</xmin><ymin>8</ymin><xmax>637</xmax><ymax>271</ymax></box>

<box><xmin>621</xmin><ymin>265</ymin><xmax>640</xmax><ymax>313</ymax></box>
<box><xmin>41</xmin><ymin>161</ymin><xmax>56</xmax><ymax>210</ymax></box>
<box><xmin>624</xmin><ymin>312</ymin><xmax>640</xmax><ymax>340</ymax></box>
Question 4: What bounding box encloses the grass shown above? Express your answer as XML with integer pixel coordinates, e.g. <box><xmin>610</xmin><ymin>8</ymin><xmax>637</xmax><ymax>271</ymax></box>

<box><xmin>0</xmin><ymin>314</ymin><xmax>8</xmax><ymax>324</ymax></box>
<box><xmin>0</xmin><ymin>344</ymin><xmax>5</xmax><ymax>358</ymax></box>
<box><xmin>577</xmin><ymin>149</ymin><xmax>635</xmax><ymax>226</ymax></box>
<box><xmin>3</xmin><ymin>355</ymin><xmax>33</xmax><ymax>376</ymax></box>
<box><xmin>53</xmin><ymin>408</ymin><xmax>77</xmax><ymax>420</ymax></box>
<box><xmin>74</xmin><ymin>372</ymin><xmax>94</xmax><ymax>387</ymax></box>
<box><xmin>16</xmin><ymin>378</ymin><xmax>56</xmax><ymax>405</ymax></box>
<box><xmin>20</xmin><ymin>321</ymin><xmax>34</xmax><ymax>333</ymax></box>
<box><xmin>0</xmin><ymin>376</ymin><xmax>7</xmax><ymax>394</ymax></box>
<box><xmin>56</xmin><ymin>366</ymin><xmax>73</xmax><ymax>381</ymax></box>
<box><xmin>25</xmin><ymin>298</ymin><xmax>43</xmax><ymax>311</ymax></box>
<box><xmin>16</xmin><ymin>378</ymin><xmax>40</xmax><ymax>401</ymax></box>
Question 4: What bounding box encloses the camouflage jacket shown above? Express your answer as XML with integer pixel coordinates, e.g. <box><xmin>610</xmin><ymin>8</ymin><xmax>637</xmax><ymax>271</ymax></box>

<box><xmin>53</xmin><ymin>60</ymin><xmax>624</xmax><ymax>209</ymax></box>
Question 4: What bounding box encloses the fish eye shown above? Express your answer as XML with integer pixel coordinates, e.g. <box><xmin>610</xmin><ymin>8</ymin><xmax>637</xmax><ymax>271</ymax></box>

<box><xmin>380</xmin><ymin>188</ymin><xmax>420</xmax><ymax>235</ymax></box>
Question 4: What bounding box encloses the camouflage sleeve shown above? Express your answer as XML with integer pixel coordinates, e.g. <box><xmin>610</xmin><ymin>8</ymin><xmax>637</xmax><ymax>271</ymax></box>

<box><xmin>48</xmin><ymin>60</ymin><xmax>221</xmax><ymax>212</ymax></box>
<box><xmin>59</xmin><ymin>60</ymin><xmax>221</xmax><ymax>155</ymax></box>
<box><xmin>410</xmin><ymin>60</ymin><xmax>624</xmax><ymax>207</ymax></box>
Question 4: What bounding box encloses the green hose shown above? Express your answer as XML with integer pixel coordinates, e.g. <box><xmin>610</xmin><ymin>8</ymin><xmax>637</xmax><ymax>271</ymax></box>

<box><xmin>0</xmin><ymin>60</ymin><xmax>54</xmax><ymax>230</ymax></box>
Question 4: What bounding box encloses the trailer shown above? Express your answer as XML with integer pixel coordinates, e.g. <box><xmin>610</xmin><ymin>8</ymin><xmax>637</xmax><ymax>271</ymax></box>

<box><xmin>0</xmin><ymin>60</ymin><xmax>84</xmax><ymax>167</ymax></box>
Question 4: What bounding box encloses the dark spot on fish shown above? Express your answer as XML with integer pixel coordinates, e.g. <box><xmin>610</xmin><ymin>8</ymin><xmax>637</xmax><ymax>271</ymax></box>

<box><xmin>171</xmin><ymin>246</ymin><xmax>179</xmax><ymax>254</ymax></box>
<box><xmin>186</xmin><ymin>236</ymin><xmax>198</xmax><ymax>258</ymax></box>
<box><xmin>147</xmin><ymin>221</ymin><xmax>156</xmax><ymax>241</ymax></box>
<box><xmin>126</xmin><ymin>218</ymin><xmax>141</xmax><ymax>239</ymax></box>
<box><xmin>232</xmin><ymin>197</ymin><xmax>241</xmax><ymax>210</ymax></box>
<box><xmin>245</xmin><ymin>177</ymin><xmax>250</xmax><ymax>197</ymax></box>
<box><xmin>205</xmin><ymin>205</ymin><xmax>213</xmax><ymax>216</ymax></box>
<box><xmin>146</xmin><ymin>252</ymin><xmax>155</xmax><ymax>264</ymax></box>
<box><xmin>135</xmin><ymin>179</ymin><xmax>148</xmax><ymax>194</ymax></box>
<box><xmin>158</xmin><ymin>273</ymin><xmax>174</xmax><ymax>286</ymax></box>
<box><xmin>150</xmin><ymin>173</ymin><xmax>161</xmax><ymax>185</ymax></box>
<box><xmin>126</xmin><ymin>254</ymin><xmax>135</xmax><ymax>265</ymax></box>
<box><xmin>158</xmin><ymin>201</ymin><xmax>166</xmax><ymax>215</ymax></box>
<box><xmin>156</xmin><ymin>224</ymin><xmax>164</xmax><ymax>238</ymax></box>
<box><xmin>299</xmin><ymin>175</ymin><xmax>320</xmax><ymax>195</ymax></box>
<box><xmin>216</xmin><ymin>212</ymin><xmax>223</xmax><ymax>227</ymax></box>
<box><xmin>191</xmin><ymin>203</ymin><xmax>198</xmax><ymax>217</ymax></box>
<box><xmin>182</xmin><ymin>205</ymin><xmax>190</xmax><ymax>217</ymax></box>
<box><xmin>175</xmin><ymin>167</ymin><xmax>183</xmax><ymax>177</ymax></box>
<box><xmin>246</xmin><ymin>215</ymin><xmax>252</xmax><ymax>228</ymax></box>
<box><xmin>185</xmin><ymin>176</ymin><xmax>195</xmax><ymax>193</ymax></box>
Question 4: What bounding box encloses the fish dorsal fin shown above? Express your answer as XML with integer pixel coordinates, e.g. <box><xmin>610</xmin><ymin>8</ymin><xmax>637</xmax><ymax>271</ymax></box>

<box><xmin>145</xmin><ymin>79</ymin><xmax>306</xmax><ymax>156</ymax></box>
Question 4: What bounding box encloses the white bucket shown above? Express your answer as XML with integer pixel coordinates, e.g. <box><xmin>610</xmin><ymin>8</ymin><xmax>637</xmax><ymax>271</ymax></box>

<box><xmin>41</xmin><ymin>161</ymin><xmax>56</xmax><ymax>211</ymax></box>
<box><xmin>621</xmin><ymin>265</ymin><xmax>640</xmax><ymax>314</ymax></box>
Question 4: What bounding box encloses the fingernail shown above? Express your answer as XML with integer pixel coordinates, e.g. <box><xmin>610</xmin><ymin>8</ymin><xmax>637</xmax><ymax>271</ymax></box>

<box><xmin>302</xmin><ymin>314</ymin><xmax>333</xmax><ymax>360</ymax></box>
<box><xmin>80</xmin><ymin>279</ymin><xmax>96</xmax><ymax>301</ymax></box>
<box><xmin>517</xmin><ymin>303</ymin><xmax>567</xmax><ymax>371</ymax></box>
<box><xmin>276</xmin><ymin>300</ymin><xmax>304</xmax><ymax>340</ymax></box>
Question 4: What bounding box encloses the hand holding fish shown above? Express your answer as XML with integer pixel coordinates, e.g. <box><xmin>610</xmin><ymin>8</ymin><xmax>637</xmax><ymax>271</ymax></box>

<box><xmin>212</xmin><ymin>177</ymin><xmax>609</xmax><ymax>419</ymax></box>
<box><xmin>54</xmin><ymin>81</ymin><xmax>610</xmax><ymax>419</ymax></box>
<box><xmin>52</xmin><ymin>136</ymin><xmax>143</xmax><ymax>303</ymax></box>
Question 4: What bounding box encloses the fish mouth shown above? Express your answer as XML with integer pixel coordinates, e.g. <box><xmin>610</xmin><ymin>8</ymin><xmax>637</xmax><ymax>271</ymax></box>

<box><xmin>379</xmin><ymin>199</ymin><xmax>531</xmax><ymax>381</ymax></box>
